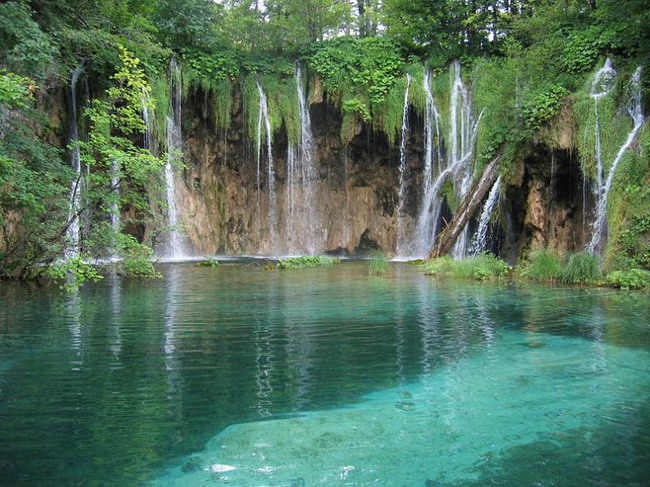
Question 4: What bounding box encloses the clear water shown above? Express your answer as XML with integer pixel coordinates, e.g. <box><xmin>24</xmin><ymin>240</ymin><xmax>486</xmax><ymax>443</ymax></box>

<box><xmin>1</xmin><ymin>263</ymin><xmax>649</xmax><ymax>487</ymax></box>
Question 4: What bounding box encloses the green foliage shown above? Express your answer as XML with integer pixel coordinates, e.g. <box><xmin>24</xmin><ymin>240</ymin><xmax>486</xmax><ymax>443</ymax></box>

<box><xmin>519</xmin><ymin>249</ymin><xmax>562</xmax><ymax>282</ymax></box>
<box><xmin>196</xmin><ymin>257</ymin><xmax>220</xmax><ymax>267</ymax></box>
<box><xmin>520</xmin><ymin>85</ymin><xmax>570</xmax><ymax>131</ymax></box>
<box><xmin>0</xmin><ymin>71</ymin><xmax>33</xmax><ymax>108</ymax></box>
<box><xmin>368</xmin><ymin>252</ymin><xmax>389</xmax><ymax>275</ymax></box>
<box><xmin>0</xmin><ymin>1</ymin><xmax>57</xmax><ymax>79</ymax></box>
<box><xmin>47</xmin><ymin>257</ymin><xmax>103</xmax><ymax>292</ymax></box>
<box><xmin>0</xmin><ymin>70</ymin><xmax>69</xmax><ymax>278</ymax></box>
<box><xmin>80</xmin><ymin>48</ymin><xmax>166</xmax><ymax>256</ymax></box>
<box><xmin>277</xmin><ymin>255</ymin><xmax>339</xmax><ymax>269</ymax></box>
<box><xmin>306</xmin><ymin>37</ymin><xmax>404</xmax><ymax>108</ymax></box>
<box><xmin>605</xmin><ymin>269</ymin><xmax>650</xmax><ymax>290</ymax></box>
<box><xmin>422</xmin><ymin>253</ymin><xmax>510</xmax><ymax>281</ymax></box>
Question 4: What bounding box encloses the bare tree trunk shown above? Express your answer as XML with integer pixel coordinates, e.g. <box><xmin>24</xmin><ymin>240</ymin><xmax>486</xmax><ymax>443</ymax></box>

<box><xmin>428</xmin><ymin>152</ymin><xmax>502</xmax><ymax>259</ymax></box>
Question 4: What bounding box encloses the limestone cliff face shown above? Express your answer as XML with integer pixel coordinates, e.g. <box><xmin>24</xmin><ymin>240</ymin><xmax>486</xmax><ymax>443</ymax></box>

<box><xmin>168</xmin><ymin>89</ymin><xmax>421</xmax><ymax>256</ymax></box>
<box><xmin>162</xmin><ymin>86</ymin><xmax>587</xmax><ymax>259</ymax></box>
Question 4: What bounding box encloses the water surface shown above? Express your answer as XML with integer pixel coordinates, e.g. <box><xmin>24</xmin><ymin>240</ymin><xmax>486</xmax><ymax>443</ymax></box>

<box><xmin>0</xmin><ymin>262</ymin><xmax>648</xmax><ymax>486</ymax></box>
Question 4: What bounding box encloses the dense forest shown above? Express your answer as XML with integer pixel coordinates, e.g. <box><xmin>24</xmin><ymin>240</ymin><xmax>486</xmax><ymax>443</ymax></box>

<box><xmin>0</xmin><ymin>0</ymin><xmax>648</xmax><ymax>284</ymax></box>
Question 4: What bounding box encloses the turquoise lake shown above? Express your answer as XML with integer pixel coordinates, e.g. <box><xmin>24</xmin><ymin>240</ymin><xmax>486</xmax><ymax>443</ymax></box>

<box><xmin>1</xmin><ymin>261</ymin><xmax>649</xmax><ymax>486</ymax></box>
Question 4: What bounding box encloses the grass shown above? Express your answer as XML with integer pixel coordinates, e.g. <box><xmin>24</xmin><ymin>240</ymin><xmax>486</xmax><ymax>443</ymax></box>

<box><xmin>277</xmin><ymin>255</ymin><xmax>339</xmax><ymax>269</ymax></box>
<box><xmin>422</xmin><ymin>253</ymin><xmax>511</xmax><ymax>281</ymax></box>
<box><xmin>519</xmin><ymin>250</ymin><xmax>601</xmax><ymax>285</ymax></box>
<box><xmin>519</xmin><ymin>249</ymin><xmax>562</xmax><ymax>282</ymax></box>
<box><xmin>367</xmin><ymin>252</ymin><xmax>389</xmax><ymax>275</ymax></box>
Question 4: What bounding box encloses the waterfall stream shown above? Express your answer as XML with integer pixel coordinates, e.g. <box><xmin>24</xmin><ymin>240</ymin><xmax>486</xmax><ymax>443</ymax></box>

<box><xmin>395</xmin><ymin>74</ymin><xmax>412</xmax><ymax>257</ymax></box>
<box><xmin>255</xmin><ymin>82</ymin><xmax>277</xmax><ymax>253</ymax></box>
<box><xmin>65</xmin><ymin>65</ymin><xmax>83</xmax><ymax>259</ymax></box>
<box><xmin>163</xmin><ymin>58</ymin><xmax>187</xmax><ymax>259</ymax></box>
<box><xmin>469</xmin><ymin>176</ymin><xmax>502</xmax><ymax>255</ymax></box>
<box><xmin>587</xmin><ymin>67</ymin><xmax>644</xmax><ymax>254</ymax></box>
<box><xmin>413</xmin><ymin>67</ymin><xmax>443</xmax><ymax>257</ymax></box>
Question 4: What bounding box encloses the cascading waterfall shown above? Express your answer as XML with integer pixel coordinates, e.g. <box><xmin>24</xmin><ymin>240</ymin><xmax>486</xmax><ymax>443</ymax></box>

<box><xmin>411</xmin><ymin>62</ymin><xmax>480</xmax><ymax>259</ymax></box>
<box><xmin>413</xmin><ymin>67</ymin><xmax>443</xmax><ymax>257</ymax></box>
<box><xmin>449</xmin><ymin>61</ymin><xmax>481</xmax><ymax>259</ymax></box>
<box><xmin>109</xmin><ymin>159</ymin><xmax>120</xmax><ymax>259</ymax></box>
<box><xmin>469</xmin><ymin>176</ymin><xmax>502</xmax><ymax>255</ymax></box>
<box><xmin>395</xmin><ymin>74</ymin><xmax>412</xmax><ymax>256</ymax></box>
<box><xmin>283</xmin><ymin>66</ymin><xmax>320</xmax><ymax>254</ymax></box>
<box><xmin>65</xmin><ymin>65</ymin><xmax>84</xmax><ymax>259</ymax></box>
<box><xmin>163</xmin><ymin>58</ymin><xmax>187</xmax><ymax>259</ymax></box>
<box><xmin>255</xmin><ymin>82</ymin><xmax>277</xmax><ymax>253</ymax></box>
<box><xmin>587</xmin><ymin>67</ymin><xmax>645</xmax><ymax>254</ymax></box>
<box><xmin>141</xmin><ymin>94</ymin><xmax>153</xmax><ymax>152</ymax></box>
<box><xmin>590</xmin><ymin>58</ymin><xmax>616</xmax><ymax>198</ymax></box>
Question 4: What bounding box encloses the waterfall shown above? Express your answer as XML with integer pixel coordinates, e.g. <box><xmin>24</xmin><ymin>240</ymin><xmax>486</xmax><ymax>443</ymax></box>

<box><xmin>141</xmin><ymin>94</ymin><xmax>153</xmax><ymax>151</ymax></box>
<box><xmin>469</xmin><ymin>176</ymin><xmax>502</xmax><ymax>255</ymax></box>
<box><xmin>450</xmin><ymin>61</ymin><xmax>482</xmax><ymax>259</ymax></box>
<box><xmin>587</xmin><ymin>67</ymin><xmax>645</xmax><ymax>254</ymax></box>
<box><xmin>65</xmin><ymin>65</ymin><xmax>84</xmax><ymax>259</ymax></box>
<box><xmin>413</xmin><ymin>67</ymin><xmax>443</xmax><ymax>257</ymax></box>
<box><xmin>255</xmin><ymin>82</ymin><xmax>277</xmax><ymax>253</ymax></box>
<box><xmin>285</xmin><ymin>143</ymin><xmax>297</xmax><ymax>250</ymax></box>
<box><xmin>591</xmin><ymin>58</ymin><xmax>616</xmax><ymax>197</ymax></box>
<box><xmin>395</xmin><ymin>74</ymin><xmax>412</xmax><ymax>257</ymax></box>
<box><xmin>109</xmin><ymin>160</ymin><xmax>120</xmax><ymax>259</ymax></box>
<box><xmin>410</xmin><ymin>62</ymin><xmax>480</xmax><ymax>259</ymax></box>
<box><xmin>163</xmin><ymin>58</ymin><xmax>187</xmax><ymax>259</ymax></box>
<box><xmin>285</xmin><ymin>66</ymin><xmax>320</xmax><ymax>254</ymax></box>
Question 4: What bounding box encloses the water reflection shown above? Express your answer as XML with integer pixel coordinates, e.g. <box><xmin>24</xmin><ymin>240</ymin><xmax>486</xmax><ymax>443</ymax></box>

<box><xmin>0</xmin><ymin>263</ymin><xmax>648</xmax><ymax>487</ymax></box>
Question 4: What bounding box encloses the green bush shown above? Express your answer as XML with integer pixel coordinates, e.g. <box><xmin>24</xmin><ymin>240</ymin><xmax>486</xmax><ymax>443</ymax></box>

<box><xmin>520</xmin><ymin>249</ymin><xmax>562</xmax><ymax>282</ymax></box>
<box><xmin>277</xmin><ymin>255</ymin><xmax>339</xmax><ymax>269</ymax></box>
<box><xmin>368</xmin><ymin>252</ymin><xmax>389</xmax><ymax>276</ymax></box>
<box><xmin>605</xmin><ymin>269</ymin><xmax>650</xmax><ymax>290</ymax></box>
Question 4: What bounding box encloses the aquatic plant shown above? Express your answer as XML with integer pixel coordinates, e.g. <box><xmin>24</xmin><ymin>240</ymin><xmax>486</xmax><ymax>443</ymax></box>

<box><xmin>196</xmin><ymin>257</ymin><xmax>220</xmax><ymax>267</ymax></box>
<box><xmin>368</xmin><ymin>252</ymin><xmax>389</xmax><ymax>275</ymax></box>
<box><xmin>277</xmin><ymin>255</ymin><xmax>338</xmax><ymax>269</ymax></box>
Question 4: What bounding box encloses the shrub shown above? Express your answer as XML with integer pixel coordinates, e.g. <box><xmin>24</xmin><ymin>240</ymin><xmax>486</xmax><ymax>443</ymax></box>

<box><xmin>368</xmin><ymin>252</ymin><xmax>389</xmax><ymax>275</ymax></box>
<box><xmin>605</xmin><ymin>269</ymin><xmax>650</xmax><ymax>290</ymax></box>
<box><xmin>118</xmin><ymin>235</ymin><xmax>162</xmax><ymax>279</ymax></box>
<box><xmin>277</xmin><ymin>255</ymin><xmax>339</xmax><ymax>269</ymax></box>
<box><xmin>520</xmin><ymin>249</ymin><xmax>562</xmax><ymax>282</ymax></box>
